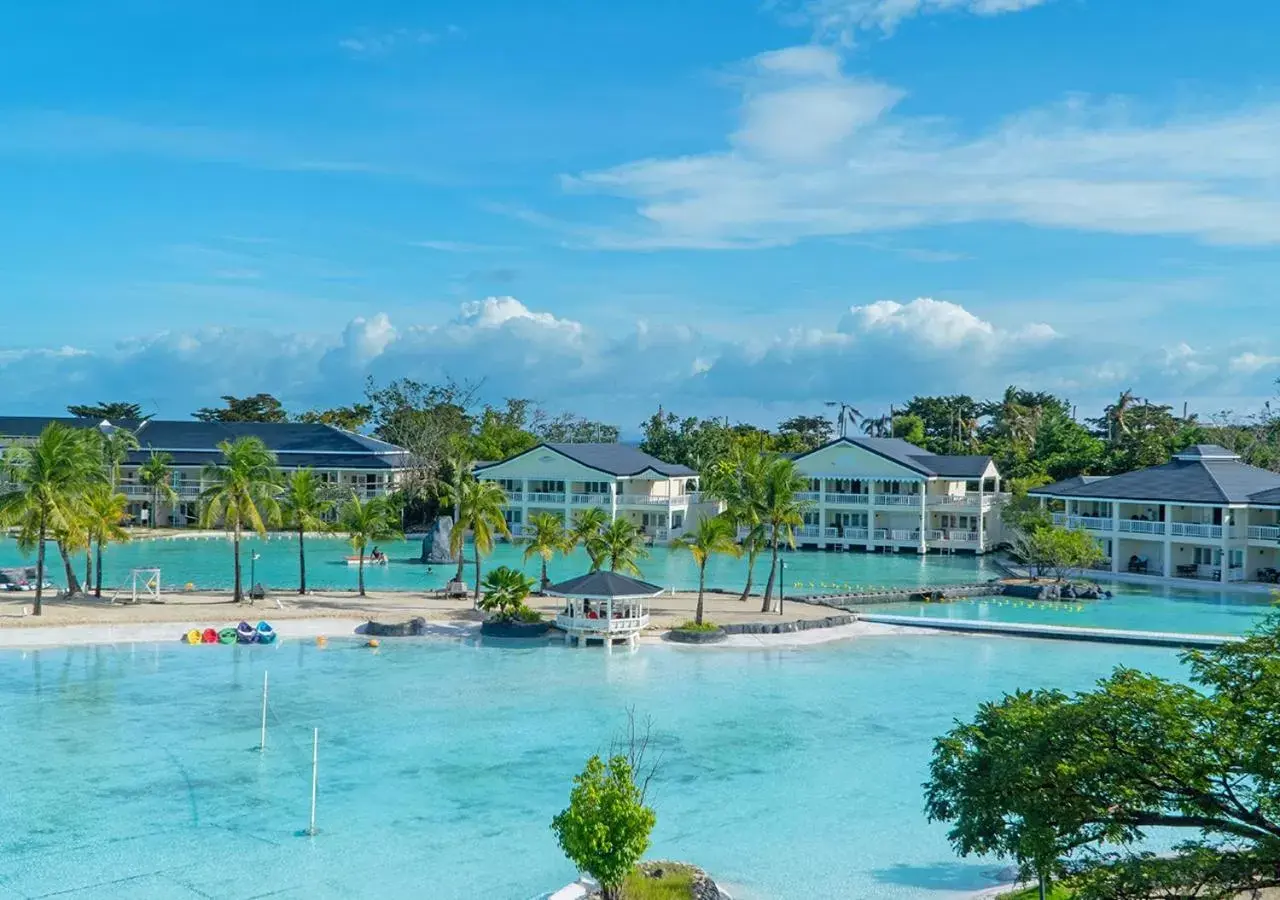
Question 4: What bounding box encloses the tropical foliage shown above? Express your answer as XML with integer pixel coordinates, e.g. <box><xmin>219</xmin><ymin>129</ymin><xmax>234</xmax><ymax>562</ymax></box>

<box><xmin>758</xmin><ymin>456</ymin><xmax>810</xmax><ymax>612</ymax></box>
<box><xmin>449</xmin><ymin>478</ymin><xmax>510</xmax><ymax>604</ymax></box>
<box><xmin>198</xmin><ymin>437</ymin><xmax>282</xmax><ymax>602</ymax></box>
<box><xmin>670</xmin><ymin>514</ymin><xmax>740</xmax><ymax>626</ymax></box>
<box><xmin>66</xmin><ymin>401</ymin><xmax>144</xmax><ymax>420</ymax></box>
<box><xmin>82</xmin><ymin>483</ymin><xmax>130</xmax><ymax>598</ymax></box>
<box><xmin>925</xmin><ymin>615</ymin><xmax>1280</xmax><ymax>899</ymax></box>
<box><xmin>280</xmin><ymin>469</ymin><xmax>335</xmax><ymax>594</ymax></box>
<box><xmin>703</xmin><ymin>445</ymin><xmax>767</xmax><ymax>600</ymax></box>
<box><xmin>587</xmin><ymin>518</ymin><xmax>650</xmax><ymax>577</ymax></box>
<box><xmin>337</xmin><ymin>493</ymin><xmax>402</xmax><ymax>596</ymax></box>
<box><xmin>522</xmin><ymin>511</ymin><xmax>569</xmax><ymax>588</ymax></box>
<box><xmin>478</xmin><ymin>565</ymin><xmax>538</xmax><ymax>622</ymax></box>
<box><xmin>1013</xmin><ymin>524</ymin><xmax>1107</xmax><ymax>582</ymax></box>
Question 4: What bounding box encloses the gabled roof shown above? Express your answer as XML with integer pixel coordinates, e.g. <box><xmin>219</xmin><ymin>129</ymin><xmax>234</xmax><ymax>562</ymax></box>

<box><xmin>794</xmin><ymin>436</ymin><xmax>992</xmax><ymax>479</ymax></box>
<box><xmin>545</xmin><ymin>571</ymin><xmax>664</xmax><ymax>598</ymax></box>
<box><xmin>1028</xmin><ymin>447</ymin><xmax>1280</xmax><ymax>505</ymax></box>
<box><xmin>1031</xmin><ymin>475</ymin><xmax>1110</xmax><ymax>495</ymax></box>
<box><xmin>476</xmin><ymin>443</ymin><xmax>695</xmax><ymax>478</ymax></box>
<box><xmin>1250</xmin><ymin>486</ymin><xmax>1280</xmax><ymax>507</ymax></box>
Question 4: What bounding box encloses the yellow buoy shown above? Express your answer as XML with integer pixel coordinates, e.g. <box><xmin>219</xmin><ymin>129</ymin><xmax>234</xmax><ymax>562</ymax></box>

<box><xmin>184</xmin><ymin>582</ymin><xmax>195</xmax><ymax>591</ymax></box>
<box><xmin>366</xmin><ymin>639</ymin><xmax>380</xmax><ymax>649</ymax></box>
<box><xmin>184</xmin><ymin>629</ymin><xmax>201</xmax><ymax>644</ymax></box>
<box><xmin>315</xmin><ymin>636</ymin><xmax>328</xmax><ymax>647</ymax></box>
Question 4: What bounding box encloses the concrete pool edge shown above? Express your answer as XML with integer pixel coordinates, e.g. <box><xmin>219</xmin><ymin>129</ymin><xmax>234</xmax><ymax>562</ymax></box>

<box><xmin>857</xmin><ymin>613</ymin><xmax>1242</xmax><ymax>648</ymax></box>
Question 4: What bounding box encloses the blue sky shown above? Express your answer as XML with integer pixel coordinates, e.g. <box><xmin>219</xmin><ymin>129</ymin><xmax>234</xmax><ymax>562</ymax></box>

<box><xmin>2</xmin><ymin>0</ymin><xmax>1279</xmax><ymax>427</ymax></box>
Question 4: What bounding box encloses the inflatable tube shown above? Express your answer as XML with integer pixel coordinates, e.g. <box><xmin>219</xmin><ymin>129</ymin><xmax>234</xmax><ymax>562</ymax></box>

<box><xmin>201</xmin><ymin>628</ymin><xmax>218</xmax><ymax>644</ymax></box>
<box><xmin>184</xmin><ymin>629</ymin><xmax>201</xmax><ymax>644</ymax></box>
<box><xmin>236</xmin><ymin>621</ymin><xmax>257</xmax><ymax>644</ymax></box>
<box><xmin>218</xmin><ymin>628</ymin><xmax>237</xmax><ymax>644</ymax></box>
<box><xmin>255</xmin><ymin>621</ymin><xmax>277</xmax><ymax>645</ymax></box>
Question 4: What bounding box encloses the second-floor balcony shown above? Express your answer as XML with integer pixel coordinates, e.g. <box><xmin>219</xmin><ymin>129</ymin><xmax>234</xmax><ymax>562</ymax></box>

<box><xmin>1248</xmin><ymin>525</ymin><xmax>1280</xmax><ymax>541</ymax></box>
<box><xmin>619</xmin><ymin>494</ymin><xmax>683</xmax><ymax>507</ymax></box>
<box><xmin>527</xmin><ymin>492</ymin><xmax>567</xmax><ymax>505</ymax></box>
<box><xmin>1169</xmin><ymin>522</ymin><xmax>1225</xmax><ymax>540</ymax></box>
<box><xmin>875</xmin><ymin>494</ymin><xmax>922</xmax><ymax>507</ymax></box>
<box><xmin>826</xmin><ymin>493</ymin><xmax>869</xmax><ymax>506</ymax></box>
<box><xmin>570</xmin><ymin>492</ymin><xmax>610</xmax><ymax>505</ymax></box>
<box><xmin>1051</xmin><ymin>513</ymin><xmax>1113</xmax><ymax>532</ymax></box>
<box><xmin>1118</xmin><ymin>519</ymin><xmax>1166</xmax><ymax>536</ymax></box>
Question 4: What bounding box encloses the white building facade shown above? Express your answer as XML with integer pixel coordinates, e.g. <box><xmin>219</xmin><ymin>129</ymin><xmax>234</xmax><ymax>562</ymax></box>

<box><xmin>1030</xmin><ymin>445</ymin><xmax>1280</xmax><ymax>585</ymax></box>
<box><xmin>787</xmin><ymin>438</ymin><xmax>1006</xmax><ymax>554</ymax></box>
<box><xmin>475</xmin><ymin>443</ymin><xmax>716</xmax><ymax>541</ymax></box>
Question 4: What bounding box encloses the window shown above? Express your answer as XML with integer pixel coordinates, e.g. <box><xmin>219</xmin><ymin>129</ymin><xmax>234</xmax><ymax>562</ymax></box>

<box><xmin>672</xmin><ymin>512</ymin><xmax>684</xmax><ymax>529</ymax></box>
<box><xmin>804</xmin><ymin>511</ymin><xmax>819</xmax><ymax>526</ymax></box>
<box><xmin>504</xmin><ymin>509</ymin><xmax>523</xmax><ymax>525</ymax></box>
<box><xmin>580</xmin><ymin>480</ymin><xmax>610</xmax><ymax>494</ymax></box>
<box><xmin>1192</xmin><ymin>547</ymin><xmax>1218</xmax><ymax>566</ymax></box>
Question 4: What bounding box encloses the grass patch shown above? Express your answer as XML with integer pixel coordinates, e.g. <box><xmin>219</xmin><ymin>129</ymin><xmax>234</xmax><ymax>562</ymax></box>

<box><xmin>621</xmin><ymin>863</ymin><xmax>698</xmax><ymax>899</ymax></box>
<box><xmin>1000</xmin><ymin>884</ymin><xmax>1075</xmax><ymax>899</ymax></box>
<box><xmin>676</xmin><ymin>620</ymin><xmax>720</xmax><ymax>632</ymax></box>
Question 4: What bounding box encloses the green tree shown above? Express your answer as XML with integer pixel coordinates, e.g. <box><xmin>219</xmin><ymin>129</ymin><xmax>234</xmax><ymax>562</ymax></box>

<box><xmin>522</xmin><ymin>511</ymin><xmax>569</xmax><ymax>589</ymax></box>
<box><xmin>671</xmin><ymin>514</ymin><xmax>740</xmax><ymax>625</ymax></box>
<box><xmin>891</xmin><ymin>412</ymin><xmax>927</xmax><ymax>447</ymax></box>
<box><xmin>587</xmin><ymin>518</ymin><xmax>649</xmax><ymax>576</ymax></box>
<box><xmin>281</xmin><ymin>469</ymin><xmax>335</xmax><ymax>594</ymax></box>
<box><xmin>570</xmin><ymin>507</ymin><xmax>610</xmax><ymax>552</ymax></box>
<box><xmin>96</xmin><ymin>425</ymin><xmax>140</xmax><ymax>491</ymax></box>
<box><xmin>449</xmin><ymin>478</ymin><xmax>510</xmax><ymax>605</ymax></box>
<box><xmin>438</xmin><ymin>445</ymin><xmax>475</xmax><ymax>584</ymax></box>
<box><xmin>478</xmin><ymin>565</ymin><xmax>537</xmax><ymax>621</ymax></box>
<box><xmin>66</xmin><ymin>401</ymin><xmax>143</xmax><ymax>420</ymax></box>
<box><xmin>637</xmin><ymin>406</ymin><xmax>734</xmax><ymax>471</ymax></box>
<box><xmin>365</xmin><ymin>376</ymin><xmax>478</xmax><ymax>500</ymax></box>
<box><xmin>532</xmin><ymin>412</ymin><xmax>620</xmax><ymax>444</ymax></box>
<box><xmin>338</xmin><ymin>493</ymin><xmax>402</xmax><ymax>597</ymax></box>
<box><xmin>704</xmin><ymin>444</ymin><xmax>768</xmax><ymax>601</ymax></box>
<box><xmin>294</xmin><ymin>403</ymin><xmax>373</xmax><ymax>431</ymax></box>
<box><xmin>467</xmin><ymin>399</ymin><xmax>539</xmax><ymax>461</ymax></box>
<box><xmin>193</xmin><ymin>393</ymin><xmax>289</xmax><ymax>423</ymax></box>
<box><xmin>925</xmin><ymin>616</ymin><xmax>1280</xmax><ymax>900</ymax></box>
<box><xmin>759</xmin><ymin>456</ymin><xmax>810</xmax><ymax>612</ymax></box>
<box><xmin>551</xmin><ymin>754</ymin><xmax>657</xmax><ymax>900</ymax></box>
<box><xmin>900</xmin><ymin>395</ymin><xmax>982</xmax><ymax>455</ymax></box>
<box><xmin>198</xmin><ymin>437</ymin><xmax>282</xmax><ymax>603</ymax></box>
<box><xmin>0</xmin><ymin>423</ymin><xmax>102</xmax><ymax>614</ymax></box>
<box><xmin>775</xmin><ymin>414</ymin><xmax>833</xmax><ymax>452</ymax></box>
<box><xmin>82</xmin><ymin>484</ymin><xmax>130</xmax><ymax>598</ymax></box>
<box><xmin>1019</xmin><ymin>524</ymin><xmax>1106</xmax><ymax>582</ymax></box>
<box><xmin>137</xmin><ymin>451</ymin><xmax>177</xmax><ymax>529</ymax></box>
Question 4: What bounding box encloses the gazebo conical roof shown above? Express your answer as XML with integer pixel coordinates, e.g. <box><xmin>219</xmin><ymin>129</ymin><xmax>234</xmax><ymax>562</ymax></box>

<box><xmin>545</xmin><ymin>570</ymin><xmax>664</xmax><ymax>599</ymax></box>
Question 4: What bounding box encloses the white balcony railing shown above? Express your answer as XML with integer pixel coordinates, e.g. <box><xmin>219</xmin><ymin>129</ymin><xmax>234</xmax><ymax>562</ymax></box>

<box><xmin>503</xmin><ymin>491</ymin><xmax>524</xmax><ymax>504</ymax></box>
<box><xmin>795</xmin><ymin>526</ymin><xmax>822</xmax><ymax>539</ymax></box>
<box><xmin>928</xmin><ymin>492</ymin><xmax>1006</xmax><ymax>508</ymax></box>
<box><xmin>1248</xmin><ymin>525</ymin><xmax>1280</xmax><ymax>541</ymax></box>
<box><xmin>947</xmin><ymin>531</ymin><xmax>982</xmax><ymax>543</ymax></box>
<box><xmin>875</xmin><ymin>494</ymin><xmax>922</xmax><ymax>507</ymax></box>
<box><xmin>1051</xmin><ymin>513</ymin><xmax>1112</xmax><ymax>532</ymax></box>
<box><xmin>888</xmin><ymin>529</ymin><xmax>917</xmax><ymax>541</ymax></box>
<box><xmin>645</xmin><ymin>528</ymin><xmax>670</xmax><ymax>541</ymax></box>
<box><xmin>1118</xmin><ymin>519</ymin><xmax>1165</xmax><ymax>535</ymax></box>
<box><xmin>570</xmin><ymin>493</ymin><xmax>609</xmax><ymax>505</ymax></box>
<box><xmin>823</xmin><ymin>527</ymin><xmax>869</xmax><ymax>540</ymax></box>
<box><xmin>619</xmin><ymin>495</ymin><xmax>672</xmax><ymax>506</ymax></box>
<box><xmin>873</xmin><ymin>529</ymin><xmax>889</xmax><ymax>540</ymax></box>
<box><xmin>527</xmin><ymin>492</ymin><xmax>566</xmax><ymax>505</ymax></box>
<box><xmin>1170</xmin><ymin>523</ymin><xmax>1223</xmax><ymax>539</ymax></box>
<box><xmin>826</xmin><ymin>493</ymin><xmax>869</xmax><ymax>506</ymax></box>
<box><xmin>796</xmin><ymin>492</ymin><xmax>821</xmax><ymax>503</ymax></box>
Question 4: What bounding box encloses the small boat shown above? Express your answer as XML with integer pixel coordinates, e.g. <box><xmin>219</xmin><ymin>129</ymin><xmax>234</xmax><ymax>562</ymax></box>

<box><xmin>345</xmin><ymin>555</ymin><xmax>388</xmax><ymax>566</ymax></box>
<box><xmin>184</xmin><ymin>629</ymin><xmax>201</xmax><ymax>644</ymax></box>
<box><xmin>236</xmin><ymin>621</ymin><xmax>258</xmax><ymax>644</ymax></box>
<box><xmin>217</xmin><ymin>628</ymin><xmax>238</xmax><ymax>645</ymax></box>
<box><xmin>255</xmin><ymin>621</ymin><xmax>277</xmax><ymax>645</ymax></box>
<box><xmin>201</xmin><ymin>628</ymin><xmax>218</xmax><ymax>644</ymax></box>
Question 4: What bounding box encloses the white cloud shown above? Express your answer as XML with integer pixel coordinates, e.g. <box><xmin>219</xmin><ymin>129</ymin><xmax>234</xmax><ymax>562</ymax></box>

<box><xmin>802</xmin><ymin>0</ymin><xmax>1055</xmax><ymax>36</ymax></box>
<box><xmin>1</xmin><ymin>296</ymin><xmax>1273</xmax><ymax>425</ymax></box>
<box><xmin>412</xmin><ymin>240</ymin><xmax>512</xmax><ymax>253</ymax></box>
<box><xmin>565</xmin><ymin>47</ymin><xmax>1280</xmax><ymax>250</ymax></box>
<box><xmin>339</xmin><ymin>28</ymin><xmax>438</xmax><ymax>57</ymax></box>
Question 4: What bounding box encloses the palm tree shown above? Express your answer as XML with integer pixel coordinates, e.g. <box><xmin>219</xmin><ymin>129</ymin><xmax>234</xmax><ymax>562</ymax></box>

<box><xmin>338</xmin><ymin>493</ymin><xmax>403</xmax><ymax>597</ymax></box>
<box><xmin>449</xmin><ymin>479</ymin><xmax>510</xmax><ymax>605</ymax></box>
<box><xmin>198</xmin><ymin>437</ymin><xmax>282</xmax><ymax>603</ymax></box>
<box><xmin>138</xmin><ymin>451</ymin><xmax>177</xmax><ymax>530</ymax></box>
<box><xmin>704</xmin><ymin>445</ymin><xmax>767</xmax><ymax>601</ymax></box>
<box><xmin>570</xmin><ymin>507</ymin><xmax>610</xmax><ymax>554</ymax></box>
<box><xmin>82</xmin><ymin>484</ymin><xmax>130</xmax><ymax>598</ymax></box>
<box><xmin>588</xmin><ymin>518</ymin><xmax>649</xmax><ymax>576</ymax></box>
<box><xmin>1105</xmin><ymin>389</ymin><xmax>1137</xmax><ymax>440</ymax></box>
<box><xmin>439</xmin><ymin>446</ymin><xmax>475</xmax><ymax>584</ymax></box>
<box><xmin>98</xmin><ymin>426</ymin><xmax>139</xmax><ymax>490</ymax></box>
<box><xmin>479</xmin><ymin>565</ymin><xmax>537</xmax><ymax>621</ymax></box>
<box><xmin>824</xmin><ymin>400</ymin><xmax>863</xmax><ymax>438</ymax></box>
<box><xmin>862</xmin><ymin>414</ymin><xmax>892</xmax><ymax>438</ymax></box>
<box><xmin>281</xmin><ymin>469</ymin><xmax>335</xmax><ymax>594</ymax></box>
<box><xmin>0</xmin><ymin>423</ymin><xmax>102</xmax><ymax>614</ymax></box>
<box><xmin>671</xmin><ymin>515</ymin><xmax>740</xmax><ymax>626</ymax></box>
<box><xmin>759</xmin><ymin>456</ymin><xmax>810</xmax><ymax>613</ymax></box>
<box><xmin>522</xmin><ymin>511</ymin><xmax>569</xmax><ymax>589</ymax></box>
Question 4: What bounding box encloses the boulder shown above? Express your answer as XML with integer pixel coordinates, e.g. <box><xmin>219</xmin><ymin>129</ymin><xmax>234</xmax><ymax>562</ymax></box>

<box><xmin>420</xmin><ymin>517</ymin><xmax>458</xmax><ymax>565</ymax></box>
<box><xmin>362</xmin><ymin>617</ymin><xmax>428</xmax><ymax>637</ymax></box>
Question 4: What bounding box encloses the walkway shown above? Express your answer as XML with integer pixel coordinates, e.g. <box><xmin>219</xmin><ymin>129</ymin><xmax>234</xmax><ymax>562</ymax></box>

<box><xmin>857</xmin><ymin>613</ymin><xmax>1240</xmax><ymax>649</ymax></box>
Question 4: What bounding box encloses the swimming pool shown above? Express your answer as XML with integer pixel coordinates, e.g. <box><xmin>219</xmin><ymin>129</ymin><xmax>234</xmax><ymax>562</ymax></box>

<box><xmin>0</xmin><ymin>535</ymin><xmax>1000</xmax><ymax>595</ymax></box>
<box><xmin>871</xmin><ymin>580</ymin><xmax>1279</xmax><ymax>636</ymax></box>
<box><xmin>0</xmin><ymin>633</ymin><xmax>1185</xmax><ymax>899</ymax></box>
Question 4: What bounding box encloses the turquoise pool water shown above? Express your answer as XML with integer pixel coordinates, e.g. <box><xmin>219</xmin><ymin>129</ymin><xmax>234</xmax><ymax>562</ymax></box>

<box><xmin>872</xmin><ymin>580</ymin><xmax>1279</xmax><ymax>637</ymax></box>
<box><xmin>0</xmin><ymin>634</ymin><xmax>1186</xmax><ymax>899</ymax></box>
<box><xmin>0</xmin><ymin>536</ymin><xmax>999</xmax><ymax>595</ymax></box>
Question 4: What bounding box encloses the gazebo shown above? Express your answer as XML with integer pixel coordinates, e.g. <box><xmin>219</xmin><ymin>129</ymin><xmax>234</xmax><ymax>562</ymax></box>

<box><xmin>546</xmin><ymin>571</ymin><xmax>661</xmax><ymax>651</ymax></box>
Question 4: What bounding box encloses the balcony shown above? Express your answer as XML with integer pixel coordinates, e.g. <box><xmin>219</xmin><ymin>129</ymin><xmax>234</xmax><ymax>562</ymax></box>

<box><xmin>875</xmin><ymin>494</ymin><xmax>922</xmax><ymax>508</ymax></box>
<box><xmin>1169</xmin><ymin>523</ymin><xmax>1223</xmax><ymax>539</ymax></box>
<box><xmin>795</xmin><ymin>526</ymin><xmax>822</xmax><ymax>539</ymax></box>
<box><xmin>823</xmin><ymin>526</ymin><xmax>869</xmax><ymax>541</ymax></box>
<box><xmin>618</xmin><ymin>494</ymin><xmax>674</xmax><ymax>507</ymax></box>
<box><xmin>119</xmin><ymin>483</ymin><xmax>202</xmax><ymax>500</ymax></box>
<box><xmin>1118</xmin><ymin>519</ymin><xmax>1165</xmax><ymax>536</ymax></box>
<box><xmin>826</xmin><ymin>493</ymin><xmax>869</xmax><ymax>506</ymax></box>
<box><xmin>570</xmin><ymin>492</ymin><xmax>610</xmax><ymax>505</ymax></box>
<box><xmin>929</xmin><ymin>492</ymin><xmax>1006</xmax><ymax>509</ymax></box>
<box><xmin>1248</xmin><ymin>525</ymin><xmax>1280</xmax><ymax>541</ymax></box>
<box><xmin>1050</xmin><ymin>513</ymin><xmax>1112</xmax><ymax>532</ymax></box>
<box><xmin>503</xmin><ymin>491</ymin><xmax>524</xmax><ymax>504</ymax></box>
<box><xmin>796</xmin><ymin>491</ymin><xmax>821</xmax><ymax>503</ymax></box>
<box><xmin>527</xmin><ymin>492</ymin><xmax>567</xmax><ymax>505</ymax></box>
<box><xmin>888</xmin><ymin>529</ymin><xmax>918</xmax><ymax>541</ymax></box>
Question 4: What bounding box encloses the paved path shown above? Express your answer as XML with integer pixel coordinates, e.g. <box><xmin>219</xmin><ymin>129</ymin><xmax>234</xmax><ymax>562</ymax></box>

<box><xmin>857</xmin><ymin>613</ymin><xmax>1241</xmax><ymax>648</ymax></box>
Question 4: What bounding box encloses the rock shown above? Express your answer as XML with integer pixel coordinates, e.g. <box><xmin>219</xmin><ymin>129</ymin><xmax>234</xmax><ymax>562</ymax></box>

<box><xmin>420</xmin><ymin>516</ymin><xmax>457</xmax><ymax>565</ymax></box>
<box><xmin>362</xmin><ymin>617</ymin><xmax>427</xmax><ymax>637</ymax></box>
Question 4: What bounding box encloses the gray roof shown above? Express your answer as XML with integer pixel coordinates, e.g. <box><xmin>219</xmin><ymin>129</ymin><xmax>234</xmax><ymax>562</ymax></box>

<box><xmin>796</xmin><ymin>437</ymin><xmax>992</xmax><ymax>479</ymax></box>
<box><xmin>1029</xmin><ymin>447</ymin><xmax>1280</xmax><ymax>504</ymax></box>
<box><xmin>1250</xmin><ymin>486</ymin><xmax>1280</xmax><ymax>507</ymax></box>
<box><xmin>0</xmin><ymin>416</ymin><xmax>407</xmax><ymax>469</ymax></box>
<box><xmin>545</xmin><ymin>571</ymin><xmax>665</xmax><ymax>598</ymax></box>
<box><xmin>1032</xmin><ymin>475</ymin><xmax>1110</xmax><ymax>495</ymax></box>
<box><xmin>477</xmin><ymin>443</ymin><xmax>696</xmax><ymax>477</ymax></box>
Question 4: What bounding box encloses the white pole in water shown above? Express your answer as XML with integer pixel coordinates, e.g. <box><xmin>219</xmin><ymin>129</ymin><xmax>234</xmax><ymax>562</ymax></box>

<box><xmin>306</xmin><ymin>727</ymin><xmax>319</xmax><ymax>836</ymax></box>
<box><xmin>259</xmin><ymin>671</ymin><xmax>269</xmax><ymax>753</ymax></box>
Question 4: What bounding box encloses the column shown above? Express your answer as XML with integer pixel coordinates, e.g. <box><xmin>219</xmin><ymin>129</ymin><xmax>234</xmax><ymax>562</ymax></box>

<box><xmin>918</xmin><ymin>483</ymin><xmax>928</xmax><ymax>554</ymax></box>
<box><xmin>609</xmin><ymin>482</ymin><xmax>617</xmax><ymax>523</ymax></box>
<box><xmin>1220</xmin><ymin>506</ymin><xmax>1231</xmax><ymax>584</ymax></box>
<box><xmin>1110</xmin><ymin>501</ymin><xmax>1121</xmax><ymax>574</ymax></box>
<box><xmin>563</xmin><ymin>478</ymin><xmax>572</xmax><ymax>528</ymax></box>
<box><xmin>866</xmin><ymin>479</ymin><xmax>877</xmax><ymax>551</ymax></box>
<box><xmin>1162</xmin><ymin>503</ymin><xmax>1173</xmax><ymax>577</ymax></box>
<box><xmin>976</xmin><ymin>479</ymin><xmax>985</xmax><ymax>554</ymax></box>
<box><xmin>818</xmin><ymin>478</ymin><xmax>827</xmax><ymax>548</ymax></box>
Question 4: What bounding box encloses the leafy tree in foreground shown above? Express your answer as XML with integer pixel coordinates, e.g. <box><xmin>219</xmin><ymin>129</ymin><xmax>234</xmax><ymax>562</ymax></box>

<box><xmin>925</xmin><ymin>616</ymin><xmax>1280</xmax><ymax>900</ymax></box>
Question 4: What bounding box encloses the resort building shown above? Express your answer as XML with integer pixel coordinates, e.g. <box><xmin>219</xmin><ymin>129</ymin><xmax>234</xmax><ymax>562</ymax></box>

<box><xmin>0</xmin><ymin>416</ymin><xmax>409</xmax><ymax>527</ymax></box>
<box><xmin>474</xmin><ymin>443</ymin><xmax>714</xmax><ymax>541</ymax></box>
<box><xmin>1030</xmin><ymin>445</ymin><xmax>1280</xmax><ymax>585</ymax></box>
<box><xmin>787</xmin><ymin>437</ymin><xmax>1006</xmax><ymax>554</ymax></box>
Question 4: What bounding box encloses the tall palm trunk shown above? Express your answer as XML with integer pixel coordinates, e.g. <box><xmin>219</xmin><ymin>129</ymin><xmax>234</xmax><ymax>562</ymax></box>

<box><xmin>94</xmin><ymin>539</ymin><xmax>104</xmax><ymax>598</ymax></box>
<box><xmin>232</xmin><ymin>523</ymin><xmax>243</xmax><ymax>603</ymax></box>
<box><xmin>739</xmin><ymin>542</ymin><xmax>759</xmax><ymax>601</ymax></box>
<box><xmin>57</xmin><ymin>540</ymin><xmax>81</xmax><ymax>595</ymax></box>
<box><xmin>473</xmin><ymin>542</ymin><xmax>482</xmax><ymax>608</ymax></box>
<box><xmin>695</xmin><ymin>562</ymin><xmax>707</xmax><ymax>625</ymax></box>
<box><xmin>83</xmin><ymin>551</ymin><xmax>91</xmax><ymax>594</ymax></box>
<box><xmin>762</xmin><ymin>532</ymin><xmax>780</xmax><ymax>613</ymax></box>
<box><xmin>34</xmin><ymin>514</ymin><xmax>47</xmax><ymax>616</ymax></box>
<box><xmin>150</xmin><ymin>487</ymin><xmax>158</xmax><ymax>529</ymax></box>
<box><xmin>453</xmin><ymin>497</ymin><xmax>465</xmax><ymax>584</ymax></box>
<box><xmin>541</xmin><ymin>557</ymin><xmax>549</xmax><ymax>590</ymax></box>
<box><xmin>297</xmin><ymin>526</ymin><xmax>307</xmax><ymax>594</ymax></box>
<box><xmin>358</xmin><ymin>551</ymin><xmax>366</xmax><ymax>596</ymax></box>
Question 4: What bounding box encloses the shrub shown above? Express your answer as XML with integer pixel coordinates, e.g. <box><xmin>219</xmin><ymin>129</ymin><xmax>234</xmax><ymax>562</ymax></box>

<box><xmin>676</xmin><ymin>620</ymin><xmax>719</xmax><ymax>632</ymax></box>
